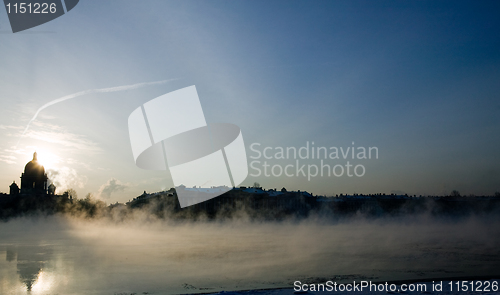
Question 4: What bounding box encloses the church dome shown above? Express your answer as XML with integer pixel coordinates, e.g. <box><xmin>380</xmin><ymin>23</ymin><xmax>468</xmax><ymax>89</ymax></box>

<box><xmin>24</xmin><ymin>152</ymin><xmax>45</xmax><ymax>177</ymax></box>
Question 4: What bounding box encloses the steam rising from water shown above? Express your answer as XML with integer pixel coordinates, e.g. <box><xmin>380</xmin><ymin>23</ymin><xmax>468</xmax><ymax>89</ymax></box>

<box><xmin>1</xmin><ymin>213</ymin><xmax>499</xmax><ymax>294</ymax></box>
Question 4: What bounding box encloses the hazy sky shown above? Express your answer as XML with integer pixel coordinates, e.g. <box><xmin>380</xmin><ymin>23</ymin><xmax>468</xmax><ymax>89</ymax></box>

<box><xmin>1</xmin><ymin>0</ymin><xmax>499</xmax><ymax>202</ymax></box>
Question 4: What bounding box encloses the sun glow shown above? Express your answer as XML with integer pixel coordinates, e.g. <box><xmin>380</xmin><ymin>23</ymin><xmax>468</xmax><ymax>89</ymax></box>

<box><xmin>29</xmin><ymin>148</ymin><xmax>61</xmax><ymax>169</ymax></box>
<box><xmin>30</xmin><ymin>271</ymin><xmax>55</xmax><ymax>293</ymax></box>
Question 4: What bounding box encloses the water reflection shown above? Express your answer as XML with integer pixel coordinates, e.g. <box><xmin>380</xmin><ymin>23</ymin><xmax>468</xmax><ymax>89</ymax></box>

<box><xmin>4</xmin><ymin>245</ymin><xmax>53</xmax><ymax>292</ymax></box>
<box><xmin>1</xmin><ymin>217</ymin><xmax>500</xmax><ymax>295</ymax></box>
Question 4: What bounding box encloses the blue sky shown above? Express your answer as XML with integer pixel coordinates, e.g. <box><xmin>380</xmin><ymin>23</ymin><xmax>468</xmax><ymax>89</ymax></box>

<box><xmin>0</xmin><ymin>0</ymin><xmax>499</xmax><ymax>202</ymax></box>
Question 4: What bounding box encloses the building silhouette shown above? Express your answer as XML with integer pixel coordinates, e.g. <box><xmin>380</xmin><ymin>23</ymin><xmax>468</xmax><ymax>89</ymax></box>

<box><xmin>10</xmin><ymin>152</ymin><xmax>55</xmax><ymax>196</ymax></box>
<box><xmin>9</xmin><ymin>181</ymin><xmax>19</xmax><ymax>195</ymax></box>
<box><xmin>48</xmin><ymin>183</ymin><xmax>56</xmax><ymax>195</ymax></box>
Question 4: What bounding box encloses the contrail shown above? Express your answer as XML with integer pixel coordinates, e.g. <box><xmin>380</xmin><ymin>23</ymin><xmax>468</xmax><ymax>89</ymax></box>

<box><xmin>17</xmin><ymin>79</ymin><xmax>178</xmax><ymax>146</ymax></box>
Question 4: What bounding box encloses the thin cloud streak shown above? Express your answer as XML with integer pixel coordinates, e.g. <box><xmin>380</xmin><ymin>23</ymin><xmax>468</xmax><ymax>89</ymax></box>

<box><xmin>17</xmin><ymin>79</ymin><xmax>178</xmax><ymax>146</ymax></box>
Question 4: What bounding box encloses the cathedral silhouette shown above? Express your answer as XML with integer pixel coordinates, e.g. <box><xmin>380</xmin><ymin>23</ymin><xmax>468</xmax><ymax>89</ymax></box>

<box><xmin>9</xmin><ymin>152</ymin><xmax>56</xmax><ymax>196</ymax></box>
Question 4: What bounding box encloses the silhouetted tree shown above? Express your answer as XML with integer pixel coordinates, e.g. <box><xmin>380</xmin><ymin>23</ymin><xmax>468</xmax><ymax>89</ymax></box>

<box><xmin>451</xmin><ymin>190</ymin><xmax>461</xmax><ymax>197</ymax></box>
<box><xmin>64</xmin><ymin>188</ymin><xmax>77</xmax><ymax>199</ymax></box>
<box><xmin>84</xmin><ymin>193</ymin><xmax>93</xmax><ymax>201</ymax></box>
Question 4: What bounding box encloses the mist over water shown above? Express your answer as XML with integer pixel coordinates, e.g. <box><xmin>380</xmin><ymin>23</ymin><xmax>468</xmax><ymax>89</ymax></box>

<box><xmin>1</xmin><ymin>213</ymin><xmax>499</xmax><ymax>295</ymax></box>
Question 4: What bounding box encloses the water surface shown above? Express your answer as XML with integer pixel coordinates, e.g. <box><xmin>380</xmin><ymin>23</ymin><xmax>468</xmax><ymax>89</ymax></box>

<box><xmin>1</xmin><ymin>215</ymin><xmax>499</xmax><ymax>294</ymax></box>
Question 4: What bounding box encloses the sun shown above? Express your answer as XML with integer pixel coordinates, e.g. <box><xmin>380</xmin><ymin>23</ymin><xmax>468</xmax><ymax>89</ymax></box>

<box><xmin>31</xmin><ymin>148</ymin><xmax>60</xmax><ymax>169</ymax></box>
